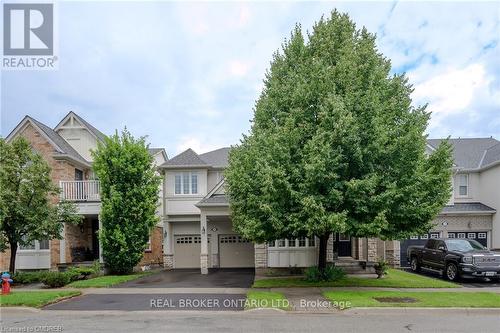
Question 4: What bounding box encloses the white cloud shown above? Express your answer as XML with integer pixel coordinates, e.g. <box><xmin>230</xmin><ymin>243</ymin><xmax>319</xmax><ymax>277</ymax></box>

<box><xmin>229</xmin><ymin>60</ymin><xmax>250</xmax><ymax>77</ymax></box>
<box><xmin>412</xmin><ymin>63</ymin><xmax>491</xmax><ymax>116</ymax></box>
<box><xmin>175</xmin><ymin>136</ymin><xmax>225</xmax><ymax>155</ymax></box>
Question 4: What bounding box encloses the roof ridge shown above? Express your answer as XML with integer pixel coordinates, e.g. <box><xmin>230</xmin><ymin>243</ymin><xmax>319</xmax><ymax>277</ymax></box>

<box><xmin>26</xmin><ymin>116</ymin><xmax>89</xmax><ymax>164</ymax></box>
<box><xmin>56</xmin><ymin>111</ymin><xmax>107</xmax><ymax>142</ymax></box>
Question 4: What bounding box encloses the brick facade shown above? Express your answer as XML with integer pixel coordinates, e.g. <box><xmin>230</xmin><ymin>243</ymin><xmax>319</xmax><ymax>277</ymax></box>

<box><xmin>138</xmin><ymin>226</ymin><xmax>164</xmax><ymax>268</ymax></box>
<box><xmin>0</xmin><ymin>123</ymin><xmax>79</xmax><ymax>271</ymax></box>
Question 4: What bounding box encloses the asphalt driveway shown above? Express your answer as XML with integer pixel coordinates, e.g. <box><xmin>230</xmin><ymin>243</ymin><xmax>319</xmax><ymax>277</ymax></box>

<box><xmin>116</xmin><ymin>268</ymin><xmax>255</xmax><ymax>288</ymax></box>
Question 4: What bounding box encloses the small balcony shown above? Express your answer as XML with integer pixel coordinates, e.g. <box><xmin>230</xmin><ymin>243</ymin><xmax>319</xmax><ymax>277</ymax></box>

<box><xmin>60</xmin><ymin>180</ymin><xmax>101</xmax><ymax>202</ymax></box>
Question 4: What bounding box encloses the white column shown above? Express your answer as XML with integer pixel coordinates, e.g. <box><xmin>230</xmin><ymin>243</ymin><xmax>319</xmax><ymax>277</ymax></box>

<box><xmin>200</xmin><ymin>212</ymin><xmax>208</xmax><ymax>274</ymax></box>
<box><xmin>59</xmin><ymin>223</ymin><xmax>66</xmax><ymax>264</ymax></box>
<box><xmin>98</xmin><ymin>215</ymin><xmax>104</xmax><ymax>264</ymax></box>
<box><xmin>163</xmin><ymin>218</ymin><xmax>174</xmax><ymax>269</ymax></box>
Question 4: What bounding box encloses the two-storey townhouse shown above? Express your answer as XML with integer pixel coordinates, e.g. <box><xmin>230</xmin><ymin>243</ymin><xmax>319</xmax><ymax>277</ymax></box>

<box><xmin>399</xmin><ymin>138</ymin><xmax>500</xmax><ymax>266</ymax></box>
<box><xmin>0</xmin><ymin>112</ymin><xmax>167</xmax><ymax>271</ymax></box>
<box><xmin>162</xmin><ymin>138</ymin><xmax>500</xmax><ymax>274</ymax></box>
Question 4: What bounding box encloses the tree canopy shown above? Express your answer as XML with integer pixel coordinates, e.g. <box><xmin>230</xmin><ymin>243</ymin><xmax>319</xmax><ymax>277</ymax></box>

<box><xmin>225</xmin><ymin>11</ymin><xmax>453</xmax><ymax>268</ymax></box>
<box><xmin>92</xmin><ymin>129</ymin><xmax>161</xmax><ymax>274</ymax></box>
<box><xmin>0</xmin><ymin>137</ymin><xmax>80</xmax><ymax>272</ymax></box>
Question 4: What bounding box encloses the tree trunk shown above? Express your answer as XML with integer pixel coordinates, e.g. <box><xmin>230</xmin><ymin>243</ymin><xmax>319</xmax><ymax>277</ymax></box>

<box><xmin>9</xmin><ymin>242</ymin><xmax>18</xmax><ymax>273</ymax></box>
<box><xmin>318</xmin><ymin>233</ymin><xmax>330</xmax><ymax>270</ymax></box>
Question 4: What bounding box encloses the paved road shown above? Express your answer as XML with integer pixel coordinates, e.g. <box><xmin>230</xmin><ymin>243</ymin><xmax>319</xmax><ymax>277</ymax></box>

<box><xmin>44</xmin><ymin>293</ymin><xmax>247</xmax><ymax>311</ymax></box>
<box><xmin>117</xmin><ymin>268</ymin><xmax>255</xmax><ymax>288</ymax></box>
<box><xmin>2</xmin><ymin>308</ymin><xmax>499</xmax><ymax>333</ymax></box>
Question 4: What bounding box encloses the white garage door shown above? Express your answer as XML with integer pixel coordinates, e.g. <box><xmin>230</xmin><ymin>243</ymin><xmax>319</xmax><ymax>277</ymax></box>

<box><xmin>219</xmin><ymin>235</ymin><xmax>254</xmax><ymax>268</ymax></box>
<box><xmin>174</xmin><ymin>235</ymin><xmax>211</xmax><ymax>268</ymax></box>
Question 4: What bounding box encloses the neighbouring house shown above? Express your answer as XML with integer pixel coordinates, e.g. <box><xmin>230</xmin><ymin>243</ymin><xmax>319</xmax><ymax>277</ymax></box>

<box><xmin>399</xmin><ymin>138</ymin><xmax>500</xmax><ymax>266</ymax></box>
<box><xmin>161</xmin><ymin>138</ymin><xmax>500</xmax><ymax>274</ymax></box>
<box><xmin>0</xmin><ymin>112</ymin><xmax>167</xmax><ymax>271</ymax></box>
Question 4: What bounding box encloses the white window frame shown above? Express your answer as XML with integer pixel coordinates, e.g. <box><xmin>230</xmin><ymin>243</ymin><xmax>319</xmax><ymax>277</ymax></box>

<box><xmin>145</xmin><ymin>236</ymin><xmax>152</xmax><ymax>252</ymax></box>
<box><xmin>19</xmin><ymin>239</ymin><xmax>50</xmax><ymax>252</ymax></box>
<box><xmin>174</xmin><ymin>172</ymin><xmax>199</xmax><ymax>195</ymax></box>
<box><xmin>457</xmin><ymin>174</ymin><xmax>469</xmax><ymax>197</ymax></box>
<box><xmin>478</xmin><ymin>232</ymin><xmax>487</xmax><ymax>239</ymax></box>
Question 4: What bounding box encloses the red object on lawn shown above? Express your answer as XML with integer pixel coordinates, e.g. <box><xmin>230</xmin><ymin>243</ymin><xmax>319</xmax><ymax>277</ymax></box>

<box><xmin>1</xmin><ymin>272</ymin><xmax>13</xmax><ymax>294</ymax></box>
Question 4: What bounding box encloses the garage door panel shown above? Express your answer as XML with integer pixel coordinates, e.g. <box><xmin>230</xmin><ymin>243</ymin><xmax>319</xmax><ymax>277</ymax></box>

<box><xmin>447</xmin><ymin>231</ymin><xmax>488</xmax><ymax>247</ymax></box>
<box><xmin>219</xmin><ymin>235</ymin><xmax>254</xmax><ymax>268</ymax></box>
<box><xmin>174</xmin><ymin>235</ymin><xmax>211</xmax><ymax>268</ymax></box>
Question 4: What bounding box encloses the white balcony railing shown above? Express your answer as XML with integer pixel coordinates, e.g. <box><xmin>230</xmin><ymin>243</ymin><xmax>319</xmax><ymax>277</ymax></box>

<box><xmin>60</xmin><ymin>180</ymin><xmax>101</xmax><ymax>202</ymax></box>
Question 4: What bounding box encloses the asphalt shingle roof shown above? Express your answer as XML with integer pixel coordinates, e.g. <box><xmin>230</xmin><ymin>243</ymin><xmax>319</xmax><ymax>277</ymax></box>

<box><xmin>161</xmin><ymin>148</ymin><xmax>208</xmax><ymax>167</ymax></box>
<box><xmin>441</xmin><ymin>202</ymin><xmax>496</xmax><ymax>214</ymax></box>
<box><xmin>197</xmin><ymin>194</ymin><xmax>229</xmax><ymax>206</ymax></box>
<box><xmin>28</xmin><ymin>117</ymin><xmax>89</xmax><ymax>165</ymax></box>
<box><xmin>148</xmin><ymin>148</ymin><xmax>165</xmax><ymax>156</ymax></box>
<box><xmin>427</xmin><ymin>138</ymin><xmax>500</xmax><ymax>169</ymax></box>
<box><xmin>199</xmin><ymin>147</ymin><xmax>231</xmax><ymax>168</ymax></box>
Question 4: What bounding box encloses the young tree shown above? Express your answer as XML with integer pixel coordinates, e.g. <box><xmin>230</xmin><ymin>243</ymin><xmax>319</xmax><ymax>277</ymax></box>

<box><xmin>0</xmin><ymin>137</ymin><xmax>80</xmax><ymax>273</ymax></box>
<box><xmin>92</xmin><ymin>129</ymin><xmax>160</xmax><ymax>274</ymax></box>
<box><xmin>225</xmin><ymin>11</ymin><xmax>453</xmax><ymax>270</ymax></box>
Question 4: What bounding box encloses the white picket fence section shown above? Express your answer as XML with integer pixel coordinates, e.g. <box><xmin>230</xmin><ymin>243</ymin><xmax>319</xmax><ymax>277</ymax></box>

<box><xmin>60</xmin><ymin>180</ymin><xmax>101</xmax><ymax>201</ymax></box>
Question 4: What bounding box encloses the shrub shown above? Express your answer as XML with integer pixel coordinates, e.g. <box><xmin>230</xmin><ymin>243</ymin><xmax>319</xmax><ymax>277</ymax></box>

<box><xmin>13</xmin><ymin>271</ymin><xmax>47</xmax><ymax>284</ymax></box>
<box><xmin>374</xmin><ymin>259</ymin><xmax>389</xmax><ymax>278</ymax></box>
<box><xmin>305</xmin><ymin>265</ymin><xmax>346</xmax><ymax>282</ymax></box>
<box><xmin>40</xmin><ymin>272</ymin><xmax>71</xmax><ymax>288</ymax></box>
<box><xmin>90</xmin><ymin>260</ymin><xmax>103</xmax><ymax>276</ymax></box>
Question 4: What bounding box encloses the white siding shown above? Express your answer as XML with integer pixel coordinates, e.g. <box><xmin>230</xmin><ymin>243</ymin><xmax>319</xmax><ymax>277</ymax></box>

<box><xmin>165</xmin><ymin>169</ymin><xmax>207</xmax><ymax>215</ymax></box>
<box><xmin>478</xmin><ymin>166</ymin><xmax>500</xmax><ymax>248</ymax></box>
<box><xmin>58</xmin><ymin>128</ymin><xmax>98</xmax><ymax>162</ymax></box>
<box><xmin>453</xmin><ymin>172</ymin><xmax>480</xmax><ymax>202</ymax></box>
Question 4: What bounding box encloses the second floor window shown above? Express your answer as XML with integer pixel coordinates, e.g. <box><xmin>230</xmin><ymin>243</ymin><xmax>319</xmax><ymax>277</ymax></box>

<box><xmin>457</xmin><ymin>174</ymin><xmax>468</xmax><ymax>196</ymax></box>
<box><xmin>175</xmin><ymin>172</ymin><xmax>198</xmax><ymax>195</ymax></box>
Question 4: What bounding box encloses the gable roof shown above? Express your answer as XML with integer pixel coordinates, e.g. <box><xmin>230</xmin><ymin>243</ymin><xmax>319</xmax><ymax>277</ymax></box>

<box><xmin>196</xmin><ymin>178</ymin><xmax>229</xmax><ymax>207</ymax></box>
<box><xmin>55</xmin><ymin>111</ymin><xmax>107</xmax><ymax>142</ymax></box>
<box><xmin>160</xmin><ymin>148</ymin><xmax>208</xmax><ymax>168</ymax></box>
<box><xmin>6</xmin><ymin>116</ymin><xmax>90</xmax><ymax>167</ymax></box>
<box><xmin>199</xmin><ymin>147</ymin><xmax>231</xmax><ymax>168</ymax></box>
<box><xmin>148</xmin><ymin>147</ymin><xmax>168</xmax><ymax>161</ymax></box>
<box><xmin>427</xmin><ymin>138</ymin><xmax>500</xmax><ymax>169</ymax></box>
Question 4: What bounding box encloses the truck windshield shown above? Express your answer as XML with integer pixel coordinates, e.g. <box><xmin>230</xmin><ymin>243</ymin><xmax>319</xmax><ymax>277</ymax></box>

<box><xmin>445</xmin><ymin>239</ymin><xmax>485</xmax><ymax>252</ymax></box>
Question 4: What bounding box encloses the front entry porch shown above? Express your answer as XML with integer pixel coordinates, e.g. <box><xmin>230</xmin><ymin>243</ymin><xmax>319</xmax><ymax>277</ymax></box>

<box><xmin>58</xmin><ymin>215</ymin><xmax>103</xmax><ymax>270</ymax></box>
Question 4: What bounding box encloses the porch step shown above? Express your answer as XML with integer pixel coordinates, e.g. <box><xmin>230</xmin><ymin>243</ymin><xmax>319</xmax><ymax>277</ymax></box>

<box><xmin>57</xmin><ymin>261</ymin><xmax>96</xmax><ymax>272</ymax></box>
<box><xmin>333</xmin><ymin>259</ymin><xmax>375</xmax><ymax>274</ymax></box>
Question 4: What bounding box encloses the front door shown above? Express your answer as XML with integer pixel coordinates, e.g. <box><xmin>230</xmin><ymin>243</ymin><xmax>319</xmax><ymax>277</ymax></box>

<box><xmin>336</xmin><ymin>233</ymin><xmax>352</xmax><ymax>257</ymax></box>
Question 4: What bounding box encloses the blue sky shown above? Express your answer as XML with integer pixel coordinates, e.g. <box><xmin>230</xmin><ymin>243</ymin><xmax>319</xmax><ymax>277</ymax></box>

<box><xmin>1</xmin><ymin>1</ymin><xmax>499</xmax><ymax>157</ymax></box>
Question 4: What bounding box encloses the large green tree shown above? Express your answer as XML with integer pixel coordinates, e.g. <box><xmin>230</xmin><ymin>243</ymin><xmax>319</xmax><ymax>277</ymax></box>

<box><xmin>0</xmin><ymin>137</ymin><xmax>80</xmax><ymax>273</ymax></box>
<box><xmin>92</xmin><ymin>129</ymin><xmax>160</xmax><ymax>274</ymax></box>
<box><xmin>225</xmin><ymin>11</ymin><xmax>453</xmax><ymax>269</ymax></box>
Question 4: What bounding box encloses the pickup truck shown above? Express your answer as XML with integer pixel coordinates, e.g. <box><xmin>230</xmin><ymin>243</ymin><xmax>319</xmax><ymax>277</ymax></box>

<box><xmin>407</xmin><ymin>238</ymin><xmax>500</xmax><ymax>281</ymax></box>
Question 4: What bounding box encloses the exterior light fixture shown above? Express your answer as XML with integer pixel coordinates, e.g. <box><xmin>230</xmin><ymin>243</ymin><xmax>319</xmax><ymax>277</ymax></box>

<box><xmin>202</xmin><ymin>226</ymin><xmax>206</xmax><ymax>235</ymax></box>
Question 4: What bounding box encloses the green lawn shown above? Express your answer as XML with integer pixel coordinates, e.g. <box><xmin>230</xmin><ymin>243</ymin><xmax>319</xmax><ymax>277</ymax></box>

<box><xmin>0</xmin><ymin>290</ymin><xmax>81</xmax><ymax>308</ymax></box>
<box><xmin>67</xmin><ymin>272</ymin><xmax>150</xmax><ymax>288</ymax></box>
<box><xmin>323</xmin><ymin>290</ymin><xmax>500</xmax><ymax>308</ymax></box>
<box><xmin>253</xmin><ymin>269</ymin><xmax>459</xmax><ymax>288</ymax></box>
<box><xmin>246</xmin><ymin>291</ymin><xmax>290</xmax><ymax>310</ymax></box>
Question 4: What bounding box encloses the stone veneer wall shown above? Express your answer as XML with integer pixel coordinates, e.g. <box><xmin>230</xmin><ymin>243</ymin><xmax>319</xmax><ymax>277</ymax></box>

<box><xmin>0</xmin><ymin>123</ymin><xmax>78</xmax><ymax>271</ymax></box>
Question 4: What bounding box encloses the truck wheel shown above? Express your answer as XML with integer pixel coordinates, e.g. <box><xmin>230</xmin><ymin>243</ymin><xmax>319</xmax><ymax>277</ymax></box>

<box><xmin>410</xmin><ymin>257</ymin><xmax>420</xmax><ymax>272</ymax></box>
<box><xmin>445</xmin><ymin>263</ymin><xmax>460</xmax><ymax>281</ymax></box>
